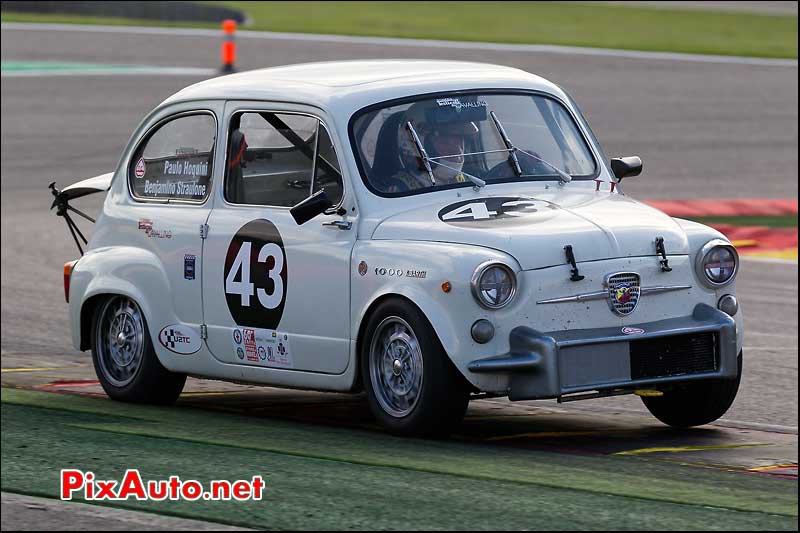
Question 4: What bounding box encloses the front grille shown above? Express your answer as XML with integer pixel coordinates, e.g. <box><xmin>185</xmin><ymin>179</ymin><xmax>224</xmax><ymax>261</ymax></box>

<box><xmin>630</xmin><ymin>333</ymin><xmax>717</xmax><ymax>380</ymax></box>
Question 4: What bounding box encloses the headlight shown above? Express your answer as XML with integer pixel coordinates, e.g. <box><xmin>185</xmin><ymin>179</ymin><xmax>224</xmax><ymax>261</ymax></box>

<box><xmin>471</xmin><ymin>261</ymin><xmax>517</xmax><ymax>309</ymax></box>
<box><xmin>696</xmin><ymin>239</ymin><xmax>738</xmax><ymax>288</ymax></box>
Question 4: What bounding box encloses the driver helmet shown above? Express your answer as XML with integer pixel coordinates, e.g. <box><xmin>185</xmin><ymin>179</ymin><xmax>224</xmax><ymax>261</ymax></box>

<box><xmin>397</xmin><ymin>100</ymin><xmax>480</xmax><ymax>183</ymax></box>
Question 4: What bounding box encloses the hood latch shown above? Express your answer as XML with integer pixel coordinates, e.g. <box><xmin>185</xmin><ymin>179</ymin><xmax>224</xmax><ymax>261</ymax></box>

<box><xmin>564</xmin><ymin>245</ymin><xmax>585</xmax><ymax>282</ymax></box>
<box><xmin>655</xmin><ymin>236</ymin><xmax>672</xmax><ymax>272</ymax></box>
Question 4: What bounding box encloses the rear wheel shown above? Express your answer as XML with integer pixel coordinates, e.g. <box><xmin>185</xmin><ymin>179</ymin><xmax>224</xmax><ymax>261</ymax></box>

<box><xmin>91</xmin><ymin>295</ymin><xmax>185</xmax><ymax>405</ymax></box>
<box><xmin>642</xmin><ymin>353</ymin><xmax>742</xmax><ymax>427</ymax></box>
<box><xmin>361</xmin><ymin>299</ymin><xmax>469</xmax><ymax>437</ymax></box>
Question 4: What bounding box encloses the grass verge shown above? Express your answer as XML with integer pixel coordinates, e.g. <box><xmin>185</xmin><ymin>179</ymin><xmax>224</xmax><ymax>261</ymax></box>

<box><xmin>2</xmin><ymin>1</ymin><xmax>797</xmax><ymax>59</ymax></box>
<box><xmin>2</xmin><ymin>387</ymin><xmax>798</xmax><ymax>529</ymax></box>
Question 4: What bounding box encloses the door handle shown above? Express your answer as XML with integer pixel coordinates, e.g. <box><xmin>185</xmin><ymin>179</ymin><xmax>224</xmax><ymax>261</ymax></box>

<box><xmin>322</xmin><ymin>220</ymin><xmax>352</xmax><ymax>230</ymax></box>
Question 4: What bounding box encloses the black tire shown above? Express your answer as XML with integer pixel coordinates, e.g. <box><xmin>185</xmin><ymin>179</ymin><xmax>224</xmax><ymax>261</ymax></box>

<box><xmin>91</xmin><ymin>295</ymin><xmax>186</xmax><ymax>405</ymax></box>
<box><xmin>360</xmin><ymin>298</ymin><xmax>470</xmax><ymax>437</ymax></box>
<box><xmin>642</xmin><ymin>353</ymin><xmax>742</xmax><ymax>427</ymax></box>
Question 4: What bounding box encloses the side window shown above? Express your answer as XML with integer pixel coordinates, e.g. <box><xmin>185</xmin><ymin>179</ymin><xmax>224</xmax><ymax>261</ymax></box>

<box><xmin>312</xmin><ymin>125</ymin><xmax>343</xmax><ymax>205</ymax></box>
<box><xmin>226</xmin><ymin>112</ymin><xmax>318</xmax><ymax>207</ymax></box>
<box><xmin>129</xmin><ymin>113</ymin><xmax>215</xmax><ymax>202</ymax></box>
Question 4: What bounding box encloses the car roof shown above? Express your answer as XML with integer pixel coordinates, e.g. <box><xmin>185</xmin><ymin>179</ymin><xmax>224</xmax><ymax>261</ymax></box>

<box><xmin>161</xmin><ymin>60</ymin><xmax>567</xmax><ymax>117</ymax></box>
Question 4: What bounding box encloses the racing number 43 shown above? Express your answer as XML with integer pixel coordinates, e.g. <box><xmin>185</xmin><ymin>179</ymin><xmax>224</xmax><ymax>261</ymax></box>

<box><xmin>225</xmin><ymin>241</ymin><xmax>285</xmax><ymax>308</ymax></box>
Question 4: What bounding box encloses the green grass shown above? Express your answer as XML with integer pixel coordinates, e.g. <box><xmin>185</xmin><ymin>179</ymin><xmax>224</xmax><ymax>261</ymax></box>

<box><xmin>2</xmin><ymin>388</ymin><xmax>798</xmax><ymax>529</ymax></box>
<box><xmin>691</xmin><ymin>215</ymin><xmax>798</xmax><ymax>228</ymax></box>
<box><xmin>3</xmin><ymin>1</ymin><xmax>797</xmax><ymax>59</ymax></box>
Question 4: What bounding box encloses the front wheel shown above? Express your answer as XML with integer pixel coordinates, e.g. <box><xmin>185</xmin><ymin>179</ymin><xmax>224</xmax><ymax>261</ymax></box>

<box><xmin>361</xmin><ymin>299</ymin><xmax>470</xmax><ymax>437</ymax></box>
<box><xmin>91</xmin><ymin>295</ymin><xmax>186</xmax><ymax>405</ymax></box>
<box><xmin>642</xmin><ymin>353</ymin><xmax>742</xmax><ymax>427</ymax></box>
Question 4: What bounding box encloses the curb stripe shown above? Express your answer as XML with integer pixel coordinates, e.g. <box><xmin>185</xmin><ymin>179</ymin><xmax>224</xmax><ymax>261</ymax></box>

<box><xmin>614</xmin><ymin>443</ymin><xmax>771</xmax><ymax>455</ymax></box>
<box><xmin>645</xmin><ymin>199</ymin><xmax>798</xmax><ymax>217</ymax></box>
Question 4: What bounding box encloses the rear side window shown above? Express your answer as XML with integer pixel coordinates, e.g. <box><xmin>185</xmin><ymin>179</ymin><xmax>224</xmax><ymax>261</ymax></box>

<box><xmin>129</xmin><ymin>113</ymin><xmax>216</xmax><ymax>202</ymax></box>
<box><xmin>225</xmin><ymin>112</ymin><xmax>343</xmax><ymax>207</ymax></box>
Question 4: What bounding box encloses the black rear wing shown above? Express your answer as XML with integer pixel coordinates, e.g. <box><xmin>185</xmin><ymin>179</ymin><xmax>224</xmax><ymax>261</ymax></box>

<box><xmin>49</xmin><ymin>172</ymin><xmax>113</xmax><ymax>255</ymax></box>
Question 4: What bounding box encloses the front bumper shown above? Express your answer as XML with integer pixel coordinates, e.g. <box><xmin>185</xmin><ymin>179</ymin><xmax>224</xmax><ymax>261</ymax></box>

<box><xmin>467</xmin><ymin>304</ymin><xmax>738</xmax><ymax>401</ymax></box>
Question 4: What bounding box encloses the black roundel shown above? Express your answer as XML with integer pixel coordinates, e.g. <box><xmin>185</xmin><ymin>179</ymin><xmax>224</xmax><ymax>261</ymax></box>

<box><xmin>223</xmin><ymin>219</ymin><xmax>287</xmax><ymax>329</ymax></box>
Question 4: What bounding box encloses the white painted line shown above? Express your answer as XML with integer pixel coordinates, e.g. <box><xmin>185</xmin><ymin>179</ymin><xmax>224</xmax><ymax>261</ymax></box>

<box><xmin>746</xmin><ymin>332</ymin><xmax>799</xmax><ymax>339</ymax></box>
<box><xmin>713</xmin><ymin>419</ymin><xmax>798</xmax><ymax>435</ymax></box>
<box><xmin>1</xmin><ymin>66</ymin><xmax>216</xmax><ymax>78</ymax></box>
<box><xmin>742</xmin><ymin>346</ymin><xmax>798</xmax><ymax>351</ymax></box>
<box><xmin>741</xmin><ymin>256</ymin><xmax>798</xmax><ymax>266</ymax></box>
<box><xmin>524</xmin><ymin>400</ymin><xmax>799</xmax><ymax>435</ymax></box>
<box><xmin>2</xmin><ymin>22</ymin><xmax>797</xmax><ymax>68</ymax></box>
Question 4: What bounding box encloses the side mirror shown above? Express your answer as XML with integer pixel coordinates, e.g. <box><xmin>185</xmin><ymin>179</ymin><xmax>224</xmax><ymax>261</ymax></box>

<box><xmin>610</xmin><ymin>156</ymin><xmax>643</xmax><ymax>181</ymax></box>
<box><xmin>290</xmin><ymin>189</ymin><xmax>333</xmax><ymax>225</ymax></box>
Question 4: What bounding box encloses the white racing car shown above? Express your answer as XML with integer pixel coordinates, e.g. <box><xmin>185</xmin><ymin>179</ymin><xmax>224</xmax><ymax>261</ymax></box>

<box><xmin>53</xmin><ymin>60</ymin><xmax>742</xmax><ymax>437</ymax></box>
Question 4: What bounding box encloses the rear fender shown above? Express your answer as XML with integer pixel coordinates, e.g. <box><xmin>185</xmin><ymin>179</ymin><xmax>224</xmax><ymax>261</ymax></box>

<box><xmin>69</xmin><ymin>246</ymin><xmax>176</xmax><ymax>368</ymax></box>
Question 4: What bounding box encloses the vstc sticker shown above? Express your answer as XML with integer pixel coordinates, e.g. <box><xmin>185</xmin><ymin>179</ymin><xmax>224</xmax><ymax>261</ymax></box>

<box><xmin>158</xmin><ymin>324</ymin><xmax>201</xmax><ymax>354</ymax></box>
<box><xmin>184</xmin><ymin>254</ymin><xmax>196</xmax><ymax>280</ymax></box>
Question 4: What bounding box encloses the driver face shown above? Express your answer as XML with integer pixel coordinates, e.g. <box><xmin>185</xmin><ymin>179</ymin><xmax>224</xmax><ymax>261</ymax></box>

<box><xmin>429</xmin><ymin>131</ymin><xmax>466</xmax><ymax>163</ymax></box>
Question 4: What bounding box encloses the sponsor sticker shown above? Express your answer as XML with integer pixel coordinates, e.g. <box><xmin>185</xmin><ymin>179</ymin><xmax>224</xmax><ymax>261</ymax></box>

<box><xmin>137</xmin><ymin>219</ymin><xmax>172</xmax><ymax>239</ymax></box>
<box><xmin>134</xmin><ymin>157</ymin><xmax>146</xmax><ymax>179</ymax></box>
<box><xmin>158</xmin><ymin>324</ymin><xmax>201</xmax><ymax>354</ymax></box>
<box><xmin>622</xmin><ymin>327</ymin><xmax>645</xmax><ymax>335</ymax></box>
<box><xmin>184</xmin><ymin>254</ymin><xmax>196</xmax><ymax>280</ymax></box>
<box><xmin>358</xmin><ymin>261</ymin><xmax>368</xmax><ymax>276</ymax></box>
<box><xmin>435</xmin><ymin>97</ymin><xmax>487</xmax><ymax>110</ymax></box>
<box><xmin>230</xmin><ymin>326</ymin><xmax>293</xmax><ymax>368</ymax></box>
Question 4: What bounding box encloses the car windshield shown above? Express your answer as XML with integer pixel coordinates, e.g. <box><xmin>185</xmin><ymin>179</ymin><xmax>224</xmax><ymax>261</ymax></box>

<box><xmin>351</xmin><ymin>92</ymin><xmax>598</xmax><ymax>196</ymax></box>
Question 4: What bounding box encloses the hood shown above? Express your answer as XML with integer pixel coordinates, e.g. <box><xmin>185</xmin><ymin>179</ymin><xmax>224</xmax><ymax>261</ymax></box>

<box><xmin>370</xmin><ymin>191</ymin><xmax>689</xmax><ymax>270</ymax></box>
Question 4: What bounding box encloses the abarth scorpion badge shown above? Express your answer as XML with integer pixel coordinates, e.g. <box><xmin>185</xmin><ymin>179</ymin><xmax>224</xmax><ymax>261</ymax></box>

<box><xmin>605</xmin><ymin>272</ymin><xmax>641</xmax><ymax>316</ymax></box>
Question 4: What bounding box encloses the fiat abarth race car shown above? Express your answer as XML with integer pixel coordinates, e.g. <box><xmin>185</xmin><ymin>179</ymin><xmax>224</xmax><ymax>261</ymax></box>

<box><xmin>54</xmin><ymin>60</ymin><xmax>743</xmax><ymax>437</ymax></box>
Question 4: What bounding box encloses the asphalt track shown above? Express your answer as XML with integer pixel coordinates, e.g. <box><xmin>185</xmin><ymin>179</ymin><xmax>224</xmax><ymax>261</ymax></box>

<box><xmin>0</xmin><ymin>23</ymin><xmax>797</xmax><ymax>528</ymax></box>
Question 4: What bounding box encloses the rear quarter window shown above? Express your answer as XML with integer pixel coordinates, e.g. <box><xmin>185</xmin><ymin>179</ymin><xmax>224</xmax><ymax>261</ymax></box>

<box><xmin>129</xmin><ymin>113</ymin><xmax>216</xmax><ymax>202</ymax></box>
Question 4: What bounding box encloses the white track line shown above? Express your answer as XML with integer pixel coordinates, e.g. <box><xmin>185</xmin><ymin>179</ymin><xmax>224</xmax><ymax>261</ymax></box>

<box><xmin>1</xmin><ymin>66</ymin><xmax>216</xmax><ymax>77</ymax></box>
<box><xmin>741</xmin><ymin>256</ymin><xmax>798</xmax><ymax>266</ymax></box>
<box><xmin>2</xmin><ymin>22</ymin><xmax>797</xmax><ymax>68</ymax></box>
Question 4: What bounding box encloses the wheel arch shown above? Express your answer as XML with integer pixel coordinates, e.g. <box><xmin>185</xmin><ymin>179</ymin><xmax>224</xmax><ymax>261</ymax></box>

<box><xmin>354</xmin><ymin>291</ymin><xmax>468</xmax><ymax>392</ymax></box>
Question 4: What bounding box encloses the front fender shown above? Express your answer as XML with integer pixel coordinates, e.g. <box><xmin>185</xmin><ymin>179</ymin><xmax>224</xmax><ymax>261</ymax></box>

<box><xmin>69</xmin><ymin>246</ymin><xmax>174</xmax><ymax>365</ymax></box>
<box><xmin>674</xmin><ymin>218</ymin><xmax>744</xmax><ymax>352</ymax></box>
<box><xmin>351</xmin><ymin>240</ymin><xmax>521</xmax><ymax>389</ymax></box>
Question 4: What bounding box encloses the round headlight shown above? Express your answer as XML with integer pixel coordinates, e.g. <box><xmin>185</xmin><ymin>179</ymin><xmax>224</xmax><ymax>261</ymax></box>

<box><xmin>697</xmin><ymin>240</ymin><xmax>738</xmax><ymax>287</ymax></box>
<box><xmin>471</xmin><ymin>262</ymin><xmax>517</xmax><ymax>309</ymax></box>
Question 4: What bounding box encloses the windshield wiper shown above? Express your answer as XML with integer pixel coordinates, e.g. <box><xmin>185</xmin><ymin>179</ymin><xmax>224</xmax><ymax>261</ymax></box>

<box><xmin>406</xmin><ymin>121</ymin><xmax>436</xmax><ymax>186</ymax></box>
<box><xmin>489</xmin><ymin>111</ymin><xmax>572</xmax><ymax>184</ymax></box>
<box><xmin>406</xmin><ymin>121</ymin><xmax>486</xmax><ymax>189</ymax></box>
<box><xmin>490</xmin><ymin>111</ymin><xmax>523</xmax><ymax>177</ymax></box>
